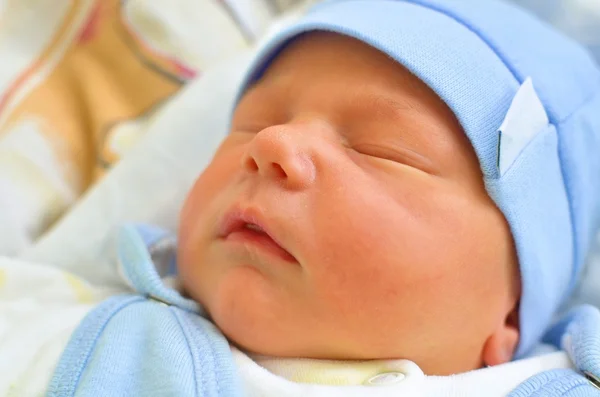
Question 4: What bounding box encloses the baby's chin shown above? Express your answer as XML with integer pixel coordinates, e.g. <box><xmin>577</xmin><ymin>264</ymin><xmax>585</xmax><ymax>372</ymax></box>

<box><xmin>212</xmin><ymin>299</ymin><xmax>486</xmax><ymax>376</ymax></box>
<box><xmin>204</xmin><ymin>267</ymin><xmax>340</xmax><ymax>359</ymax></box>
<box><xmin>205</xmin><ymin>266</ymin><xmax>393</xmax><ymax>360</ymax></box>
<box><xmin>206</xmin><ymin>265</ymin><xmax>301</xmax><ymax>354</ymax></box>
<box><xmin>210</xmin><ymin>301</ymin><xmax>309</xmax><ymax>359</ymax></box>
<box><xmin>209</xmin><ymin>286</ymin><xmax>389</xmax><ymax>361</ymax></box>
<box><xmin>201</xmin><ymin>265</ymin><xmax>486</xmax><ymax>375</ymax></box>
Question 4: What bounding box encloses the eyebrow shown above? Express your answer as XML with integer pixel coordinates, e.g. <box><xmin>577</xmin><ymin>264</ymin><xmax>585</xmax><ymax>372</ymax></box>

<box><xmin>353</xmin><ymin>89</ymin><xmax>424</xmax><ymax>121</ymax></box>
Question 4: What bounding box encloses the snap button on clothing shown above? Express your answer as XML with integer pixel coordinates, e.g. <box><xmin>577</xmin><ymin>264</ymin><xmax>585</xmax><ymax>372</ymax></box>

<box><xmin>584</xmin><ymin>371</ymin><xmax>600</xmax><ymax>390</ymax></box>
<box><xmin>366</xmin><ymin>372</ymin><xmax>406</xmax><ymax>385</ymax></box>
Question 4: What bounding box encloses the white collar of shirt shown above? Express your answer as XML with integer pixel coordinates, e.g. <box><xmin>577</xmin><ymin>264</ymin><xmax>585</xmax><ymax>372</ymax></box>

<box><xmin>232</xmin><ymin>348</ymin><xmax>573</xmax><ymax>397</ymax></box>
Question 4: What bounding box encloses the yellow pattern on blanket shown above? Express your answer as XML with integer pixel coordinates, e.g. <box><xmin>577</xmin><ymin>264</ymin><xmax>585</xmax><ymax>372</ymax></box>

<box><xmin>0</xmin><ymin>0</ymin><xmax>276</xmax><ymax>255</ymax></box>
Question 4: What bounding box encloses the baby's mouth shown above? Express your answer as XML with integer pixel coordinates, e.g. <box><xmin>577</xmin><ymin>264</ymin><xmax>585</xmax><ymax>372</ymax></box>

<box><xmin>218</xmin><ymin>209</ymin><xmax>297</xmax><ymax>263</ymax></box>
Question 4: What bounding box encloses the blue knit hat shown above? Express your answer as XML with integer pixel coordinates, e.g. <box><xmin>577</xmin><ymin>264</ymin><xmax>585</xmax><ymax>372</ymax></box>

<box><xmin>235</xmin><ymin>0</ymin><xmax>600</xmax><ymax>358</ymax></box>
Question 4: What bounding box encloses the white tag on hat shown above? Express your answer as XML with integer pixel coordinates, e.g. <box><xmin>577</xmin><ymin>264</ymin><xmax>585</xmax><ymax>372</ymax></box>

<box><xmin>497</xmin><ymin>77</ymin><xmax>549</xmax><ymax>176</ymax></box>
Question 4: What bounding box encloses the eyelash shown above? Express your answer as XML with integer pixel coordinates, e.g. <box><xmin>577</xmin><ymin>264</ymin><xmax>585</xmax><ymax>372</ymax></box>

<box><xmin>352</xmin><ymin>143</ymin><xmax>434</xmax><ymax>174</ymax></box>
<box><xmin>353</xmin><ymin>143</ymin><xmax>406</xmax><ymax>163</ymax></box>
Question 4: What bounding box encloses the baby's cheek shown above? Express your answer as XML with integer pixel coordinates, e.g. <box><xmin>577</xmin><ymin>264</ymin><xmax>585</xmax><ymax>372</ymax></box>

<box><xmin>306</xmin><ymin>206</ymin><xmax>419</xmax><ymax>317</ymax></box>
<box><xmin>306</xmin><ymin>211</ymin><xmax>470</xmax><ymax>349</ymax></box>
<box><xmin>310</xmin><ymin>250</ymin><xmax>406</xmax><ymax>322</ymax></box>
<box><xmin>179</xmin><ymin>146</ymin><xmax>245</xmax><ymax>263</ymax></box>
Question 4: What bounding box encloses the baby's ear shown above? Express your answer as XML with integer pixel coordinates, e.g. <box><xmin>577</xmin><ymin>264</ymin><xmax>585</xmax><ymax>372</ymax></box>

<box><xmin>481</xmin><ymin>308</ymin><xmax>519</xmax><ymax>367</ymax></box>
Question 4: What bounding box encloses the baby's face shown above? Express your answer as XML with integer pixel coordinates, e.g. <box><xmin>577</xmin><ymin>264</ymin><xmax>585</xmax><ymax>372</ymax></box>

<box><xmin>179</xmin><ymin>33</ymin><xmax>519</xmax><ymax>375</ymax></box>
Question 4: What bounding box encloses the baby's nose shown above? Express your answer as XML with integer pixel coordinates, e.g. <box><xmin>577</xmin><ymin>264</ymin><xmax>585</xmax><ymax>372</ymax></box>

<box><xmin>242</xmin><ymin>125</ymin><xmax>317</xmax><ymax>190</ymax></box>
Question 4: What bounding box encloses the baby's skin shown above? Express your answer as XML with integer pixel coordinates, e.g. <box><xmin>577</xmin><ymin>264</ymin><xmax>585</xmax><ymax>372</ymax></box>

<box><xmin>178</xmin><ymin>32</ymin><xmax>521</xmax><ymax>376</ymax></box>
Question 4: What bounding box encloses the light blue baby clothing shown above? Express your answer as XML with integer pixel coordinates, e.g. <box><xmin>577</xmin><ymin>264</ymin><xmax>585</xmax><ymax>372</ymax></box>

<box><xmin>45</xmin><ymin>224</ymin><xmax>600</xmax><ymax>396</ymax></box>
<box><xmin>46</xmin><ymin>225</ymin><xmax>244</xmax><ymax>397</ymax></box>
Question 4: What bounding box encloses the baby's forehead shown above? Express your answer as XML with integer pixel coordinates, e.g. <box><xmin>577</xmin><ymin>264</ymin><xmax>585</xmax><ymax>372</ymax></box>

<box><xmin>257</xmin><ymin>34</ymin><xmax>458</xmax><ymax>111</ymax></box>
<box><xmin>259</xmin><ymin>32</ymin><xmax>423</xmax><ymax>90</ymax></box>
<box><xmin>245</xmin><ymin>33</ymin><xmax>443</xmax><ymax>125</ymax></box>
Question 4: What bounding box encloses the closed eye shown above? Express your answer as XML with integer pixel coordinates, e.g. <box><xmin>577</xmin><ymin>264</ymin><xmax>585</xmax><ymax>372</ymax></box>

<box><xmin>353</xmin><ymin>143</ymin><xmax>437</xmax><ymax>175</ymax></box>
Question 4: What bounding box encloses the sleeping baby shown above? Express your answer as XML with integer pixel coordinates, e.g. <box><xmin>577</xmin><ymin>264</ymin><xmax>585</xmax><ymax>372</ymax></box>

<box><xmin>3</xmin><ymin>0</ymin><xmax>600</xmax><ymax>396</ymax></box>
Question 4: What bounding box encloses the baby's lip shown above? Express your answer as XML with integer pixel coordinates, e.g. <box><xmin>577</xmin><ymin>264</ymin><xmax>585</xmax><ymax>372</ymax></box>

<box><xmin>218</xmin><ymin>206</ymin><xmax>297</xmax><ymax>263</ymax></box>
